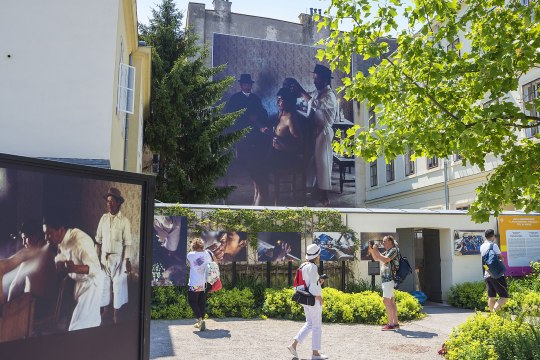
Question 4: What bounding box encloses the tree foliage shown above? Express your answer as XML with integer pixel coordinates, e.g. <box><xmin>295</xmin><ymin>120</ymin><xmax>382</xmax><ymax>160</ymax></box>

<box><xmin>316</xmin><ymin>0</ymin><xmax>540</xmax><ymax>222</ymax></box>
<box><xmin>139</xmin><ymin>0</ymin><xmax>245</xmax><ymax>203</ymax></box>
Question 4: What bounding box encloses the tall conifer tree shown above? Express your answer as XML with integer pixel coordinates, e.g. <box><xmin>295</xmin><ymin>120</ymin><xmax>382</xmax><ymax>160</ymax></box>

<box><xmin>140</xmin><ymin>0</ymin><xmax>245</xmax><ymax>203</ymax></box>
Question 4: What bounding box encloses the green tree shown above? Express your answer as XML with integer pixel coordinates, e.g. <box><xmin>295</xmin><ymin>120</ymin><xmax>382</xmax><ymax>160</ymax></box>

<box><xmin>139</xmin><ymin>0</ymin><xmax>245</xmax><ymax>203</ymax></box>
<box><xmin>316</xmin><ymin>0</ymin><xmax>540</xmax><ymax>222</ymax></box>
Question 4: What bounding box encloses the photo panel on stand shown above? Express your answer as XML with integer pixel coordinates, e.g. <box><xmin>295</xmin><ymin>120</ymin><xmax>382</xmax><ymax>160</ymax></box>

<box><xmin>0</xmin><ymin>154</ymin><xmax>153</xmax><ymax>360</ymax></box>
<box><xmin>257</xmin><ymin>232</ymin><xmax>302</xmax><ymax>262</ymax></box>
<box><xmin>200</xmin><ymin>230</ymin><xmax>248</xmax><ymax>264</ymax></box>
<box><xmin>453</xmin><ymin>230</ymin><xmax>484</xmax><ymax>256</ymax></box>
<box><xmin>360</xmin><ymin>232</ymin><xmax>399</xmax><ymax>260</ymax></box>
<box><xmin>152</xmin><ymin>216</ymin><xmax>188</xmax><ymax>286</ymax></box>
<box><xmin>313</xmin><ymin>232</ymin><xmax>355</xmax><ymax>261</ymax></box>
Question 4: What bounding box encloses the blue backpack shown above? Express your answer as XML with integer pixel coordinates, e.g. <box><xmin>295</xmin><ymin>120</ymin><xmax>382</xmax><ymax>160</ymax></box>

<box><xmin>482</xmin><ymin>243</ymin><xmax>506</xmax><ymax>279</ymax></box>
<box><xmin>393</xmin><ymin>249</ymin><xmax>412</xmax><ymax>288</ymax></box>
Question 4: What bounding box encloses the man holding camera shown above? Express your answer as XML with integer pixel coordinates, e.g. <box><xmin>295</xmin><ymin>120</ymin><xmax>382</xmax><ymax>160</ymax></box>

<box><xmin>368</xmin><ymin>235</ymin><xmax>400</xmax><ymax>330</ymax></box>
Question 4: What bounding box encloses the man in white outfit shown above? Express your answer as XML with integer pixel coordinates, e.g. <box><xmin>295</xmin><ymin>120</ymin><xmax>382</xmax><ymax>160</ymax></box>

<box><xmin>288</xmin><ymin>244</ymin><xmax>328</xmax><ymax>360</ymax></box>
<box><xmin>296</xmin><ymin>64</ymin><xmax>338</xmax><ymax>207</ymax></box>
<box><xmin>43</xmin><ymin>215</ymin><xmax>103</xmax><ymax>331</ymax></box>
<box><xmin>96</xmin><ymin>187</ymin><xmax>132</xmax><ymax>323</ymax></box>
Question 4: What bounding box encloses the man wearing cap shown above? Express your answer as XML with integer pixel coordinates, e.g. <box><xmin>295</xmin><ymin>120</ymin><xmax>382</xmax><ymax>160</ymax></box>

<box><xmin>288</xmin><ymin>244</ymin><xmax>328</xmax><ymax>360</ymax></box>
<box><xmin>224</xmin><ymin>74</ymin><xmax>271</xmax><ymax>205</ymax></box>
<box><xmin>293</xmin><ymin>64</ymin><xmax>339</xmax><ymax>207</ymax></box>
<box><xmin>96</xmin><ymin>187</ymin><xmax>132</xmax><ymax>323</ymax></box>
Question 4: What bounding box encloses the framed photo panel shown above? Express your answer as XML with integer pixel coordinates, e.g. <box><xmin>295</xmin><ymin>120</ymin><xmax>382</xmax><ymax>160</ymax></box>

<box><xmin>257</xmin><ymin>232</ymin><xmax>301</xmax><ymax>262</ymax></box>
<box><xmin>152</xmin><ymin>216</ymin><xmax>188</xmax><ymax>286</ymax></box>
<box><xmin>313</xmin><ymin>232</ymin><xmax>355</xmax><ymax>261</ymax></box>
<box><xmin>360</xmin><ymin>232</ymin><xmax>399</xmax><ymax>261</ymax></box>
<box><xmin>0</xmin><ymin>153</ymin><xmax>154</xmax><ymax>360</ymax></box>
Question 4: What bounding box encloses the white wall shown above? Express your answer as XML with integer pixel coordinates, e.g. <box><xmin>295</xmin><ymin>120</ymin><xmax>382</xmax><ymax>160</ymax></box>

<box><xmin>0</xmin><ymin>0</ymin><xmax>119</xmax><ymax>160</ymax></box>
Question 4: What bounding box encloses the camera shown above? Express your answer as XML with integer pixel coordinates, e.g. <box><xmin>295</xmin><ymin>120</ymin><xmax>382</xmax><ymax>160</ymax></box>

<box><xmin>320</xmin><ymin>274</ymin><xmax>328</xmax><ymax>280</ymax></box>
<box><xmin>369</xmin><ymin>240</ymin><xmax>375</xmax><ymax>247</ymax></box>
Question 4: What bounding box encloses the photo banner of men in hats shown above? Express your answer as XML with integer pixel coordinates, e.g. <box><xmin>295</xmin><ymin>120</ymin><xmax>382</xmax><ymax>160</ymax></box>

<box><xmin>152</xmin><ymin>216</ymin><xmax>188</xmax><ymax>286</ymax></box>
<box><xmin>0</xmin><ymin>154</ymin><xmax>152</xmax><ymax>360</ymax></box>
<box><xmin>213</xmin><ymin>33</ymin><xmax>357</xmax><ymax>208</ymax></box>
<box><xmin>257</xmin><ymin>232</ymin><xmax>301</xmax><ymax>262</ymax></box>
<box><xmin>313</xmin><ymin>232</ymin><xmax>355</xmax><ymax>261</ymax></box>
<box><xmin>360</xmin><ymin>232</ymin><xmax>399</xmax><ymax>261</ymax></box>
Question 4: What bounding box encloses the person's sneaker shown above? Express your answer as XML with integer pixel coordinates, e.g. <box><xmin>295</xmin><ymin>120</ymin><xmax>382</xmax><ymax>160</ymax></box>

<box><xmin>381</xmin><ymin>324</ymin><xmax>395</xmax><ymax>331</ymax></box>
<box><xmin>194</xmin><ymin>321</ymin><xmax>200</xmax><ymax>329</ymax></box>
<box><xmin>199</xmin><ymin>320</ymin><xmax>206</xmax><ymax>331</ymax></box>
<box><xmin>312</xmin><ymin>354</ymin><xmax>328</xmax><ymax>359</ymax></box>
<box><xmin>393</xmin><ymin>323</ymin><xmax>400</xmax><ymax>329</ymax></box>
<box><xmin>287</xmin><ymin>345</ymin><xmax>298</xmax><ymax>358</ymax></box>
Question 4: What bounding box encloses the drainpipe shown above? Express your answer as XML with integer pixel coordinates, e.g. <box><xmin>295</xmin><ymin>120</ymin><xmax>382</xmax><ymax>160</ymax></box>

<box><xmin>443</xmin><ymin>158</ymin><xmax>449</xmax><ymax>210</ymax></box>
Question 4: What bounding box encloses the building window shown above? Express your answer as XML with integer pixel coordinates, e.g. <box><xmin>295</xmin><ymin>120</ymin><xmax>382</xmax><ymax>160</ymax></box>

<box><xmin>523</xmin><ymin>80</ymin><xmax>539</xmax><ymax>138</ymax></box>
<box><xmin>454</xmin><ymin>153</ymin><xmax>463</xmax><ymax>162</ymax></box>
<box><xmin>368</xmin><ymin>106</ymin><xmax>376</xmax><ymax>127</ymax></box>
<box><xmin>405</xmin><ymin>151</ymin><xmax>415</xmax><ymax>176</ymax></box>
<box><xmin>386</xmin><ymin>159</ymin><xmax>395</xmax><ymax>182</ymax></box>
<box><xmin>521</xmin><ymin>0</ymin><xmax>529</xmax><ymax>5</ymax></box>
<box><xmin>370</xmin><ymin>160</ymin><xmax>378</xmax><ymax>187</ymax></box>
<box><xmin>456</xmin><ymin>205</ymin><xmax>470</xmax><ymax>211</ymax></box>
<box><xmin>427</xmin><ymin>156</ymin><xmax>439</xmax><ymax>169</ymax></box>
<box><xmin>447</xmin><ymin>38</ymin><xmax>460</xmax><ymax>56</ymax></box>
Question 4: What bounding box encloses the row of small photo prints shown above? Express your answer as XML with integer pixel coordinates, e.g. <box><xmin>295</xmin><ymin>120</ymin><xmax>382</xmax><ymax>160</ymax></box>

<box><xmin>152</xmin><ymin>216</ymin><xmax>380</xmax><ymax>286</ymax></box>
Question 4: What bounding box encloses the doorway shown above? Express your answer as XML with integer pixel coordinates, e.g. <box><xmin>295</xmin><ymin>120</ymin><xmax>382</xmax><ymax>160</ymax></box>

<box><xmin>416</xmin><ymin>229</ymin><xmax>442</xmax><ymax>302</ymax></box>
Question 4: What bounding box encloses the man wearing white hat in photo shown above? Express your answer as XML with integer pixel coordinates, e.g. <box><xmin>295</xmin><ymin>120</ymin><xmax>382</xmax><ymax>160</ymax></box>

<box><xmin>288</xmin><ymin>244</ymin><xmax>328</xmax><ymax>359</ymax></box>
<box><xmin>96</xmin><ymin>187</ymin><xmax>132</xmax><ymax>323</ymax></box>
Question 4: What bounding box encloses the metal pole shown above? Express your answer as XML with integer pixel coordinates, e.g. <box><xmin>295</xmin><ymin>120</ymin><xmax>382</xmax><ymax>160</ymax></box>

<box><xmin>443</xmin><ymin>158</ymin><xmax>449</xmax><ymax>210</ymax></box>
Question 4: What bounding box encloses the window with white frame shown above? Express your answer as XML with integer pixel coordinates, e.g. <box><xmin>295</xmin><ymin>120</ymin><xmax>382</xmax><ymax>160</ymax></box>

<box><xmin>523</xmin><ymin>80</ymin><xmax>540</xmax><ymax>138</ymax></box>
<box><xmin>521</xmin><ymin>0</ymin><xmax>529</xmax><ymax>6</ymax></box>
<box><xmin>370</xmin><ymin>160</ymin><xmax>378</xmax><ymax>187</ymax></box>
<box><xmin>368</xmin><ymin>106</ymin><xmax>376</xmax><ymax>127</ymax></box>
<box><xmin>456</xmin><ymin>204</ymin><xmax>470</xmax><ymax>211</ymax></box>
<box><xmin>405</xmin><ymin>150</ymin><xmax>415</xmax><ymax>176</ymax></box>
<box><xmin>117</xmin><ymin>63</ymin><xmax>136</xmax><ymax>114</ymax></box>
<box><xmin>427</xmin><ymin>156</ymin><xmax>439</xmax><ymax>169</ymax></box>
<box><xmin>386</xmin><ymin>159</ymin><xmax>395</xmax><ymax>182</ymax></box>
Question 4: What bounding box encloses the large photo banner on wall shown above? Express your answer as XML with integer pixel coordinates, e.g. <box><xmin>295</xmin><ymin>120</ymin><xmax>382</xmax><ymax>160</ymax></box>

<box><xmin>213</xmin><ymin>33</ymin><xmax>356</xmax><ymax>208</ymax></box>
<box><xmin>313</xmin><ymin>232</ymin><xmax>355</xmax><ymax>261</ymax></box>
<box><xmin>0</xmin><ymin>154</ymin><xmax>153</xmax><ymax>360</ymax></box>
<box><xmin>152</xmin><ymin>216</ymin><xmax>187</xmax><ymax>286</ymax></box>
<box><xmin>360</xmin><ymin>232</ymin><xmax>399</xmax><ymax>261</ymax></box>
<box><xmin>498</xmin><ymin>215</ymin><xmax>540</xmax><ymax>276</ymax></box>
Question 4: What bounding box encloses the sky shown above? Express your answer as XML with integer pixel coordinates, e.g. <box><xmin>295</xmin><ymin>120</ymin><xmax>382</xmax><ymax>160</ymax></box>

<box><xmin>137</xmin><ymin>0</ymin><xmax>337</xmax><ymax>27</ymax></box>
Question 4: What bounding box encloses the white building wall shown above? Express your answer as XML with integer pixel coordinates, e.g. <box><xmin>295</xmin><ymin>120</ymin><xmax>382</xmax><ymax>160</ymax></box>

<box><xmin>0</xmin><ymin>0</ymin><xmax>119</xmax><ymax>160</ymax></box>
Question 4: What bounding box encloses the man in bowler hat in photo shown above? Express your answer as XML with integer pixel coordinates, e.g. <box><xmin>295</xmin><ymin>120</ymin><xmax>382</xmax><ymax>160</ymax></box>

<box><xmin>95</xmin><ymin>187</ymin><xmax>133</xmax><ymax>323</ymax></box>
<box><xmin>292</xmin><ymin>64</ymin><xmax>339</xmax><ymax>206</ymax></box>
<box><xmin>224</xmin><ymin>74</ymin><xmax>271</xmax><ymax>205</ymax></box>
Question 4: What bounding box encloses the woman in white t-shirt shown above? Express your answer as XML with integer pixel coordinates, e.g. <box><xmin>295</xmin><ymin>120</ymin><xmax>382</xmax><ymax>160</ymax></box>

<box><xmin>186</xmin><ymin>238</ymin><xmax>214</xmax><ymax>331</ymax></box>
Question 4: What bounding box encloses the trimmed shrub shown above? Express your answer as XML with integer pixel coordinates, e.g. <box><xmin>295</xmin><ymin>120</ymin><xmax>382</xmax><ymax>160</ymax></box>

<box><xmin>261</xmin><ymin>288</ymin><xmax>423</xmax><ymax>324</ymax></box>
<box><xmin>151</xmin><ymin>286</ymin><xmax>193</xmax><ymax>319</ymax></box>
<box><xmin>207</xmin><ymin>288</ymin><xmax>257</xmax><ymax>318</ymax></box>
<box><xmin>445</xmin><ymin>313</ymin><xmax>540</xmax><ymax>360</ymax></box>
<box><xmin>447</xmin><ymin>281</ymin><xmax>487</xmax><ymax>310</ymax></box>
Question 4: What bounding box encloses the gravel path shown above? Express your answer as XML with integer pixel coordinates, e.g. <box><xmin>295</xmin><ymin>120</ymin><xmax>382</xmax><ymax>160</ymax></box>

<box><xmin>150</xmin><ymin>303</ymin><xmax>474</xmax><ymax>360</ymax></box>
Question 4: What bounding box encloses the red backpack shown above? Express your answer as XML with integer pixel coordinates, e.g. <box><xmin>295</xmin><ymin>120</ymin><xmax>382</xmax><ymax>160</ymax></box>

<box><xmin>293</xmin><ymin>263</ymin><xmax>308</xmax><ymax>290</ymax></box>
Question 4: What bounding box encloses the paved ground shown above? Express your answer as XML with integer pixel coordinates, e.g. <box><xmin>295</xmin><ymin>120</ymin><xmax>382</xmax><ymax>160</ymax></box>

<box><xmin>150</xmin><ymin>302</ymin><xmax>474</xmax><ymax>360</ymax></box>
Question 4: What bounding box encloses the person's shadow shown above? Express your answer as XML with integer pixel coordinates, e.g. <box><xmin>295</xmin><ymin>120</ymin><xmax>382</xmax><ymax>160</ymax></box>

<box><xmin>194</xmin><ymin>328</ymin><xmax>231</xmax><ymax>339</ymax></box>
<box><xmin>395</xmin><ymin>328</ymin><xmax>437</xmax><ymax>338</ymax></box>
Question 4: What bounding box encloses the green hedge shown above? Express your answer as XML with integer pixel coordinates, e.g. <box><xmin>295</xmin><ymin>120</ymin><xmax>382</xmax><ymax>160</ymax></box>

<box><xmin>445</xmin><ymin>313</ymin><xmax>540</xmax><ymax>360</ymax></box>
<box><xmin>447</xmin><ymin>281</ymin><xmax>488</xmax><ymax>310</ymax></box>
<box><xmin>151</xmin><ymin>286</ymin><xmax>424</xmax><ymax>323</ymax></box>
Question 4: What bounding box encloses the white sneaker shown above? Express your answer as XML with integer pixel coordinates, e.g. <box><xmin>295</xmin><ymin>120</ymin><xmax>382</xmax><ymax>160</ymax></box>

<box><xmin>312</xmin><ymin>354</ymin><xmax>328</xmax><ymax>359</ymax></box>
<box><xmin>287</xmin><ymin>345</ymin><xmax>298</xmax><ymax>358</ymax></box>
